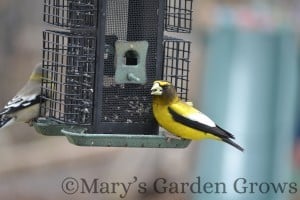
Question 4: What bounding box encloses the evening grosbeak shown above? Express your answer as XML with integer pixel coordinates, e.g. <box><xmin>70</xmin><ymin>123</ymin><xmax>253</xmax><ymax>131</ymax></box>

<box><xmin>151</xmin><ymin>80</ymin><xmax>243</xmax><ymax>151</ymax></box>
<box><xmin>0</xmin><ymin>63</ymin><xmax>44</xmax><ymax>128</ymax></box>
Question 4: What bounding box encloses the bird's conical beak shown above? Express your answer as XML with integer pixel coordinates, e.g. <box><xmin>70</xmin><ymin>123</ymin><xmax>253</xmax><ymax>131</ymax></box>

<box><xmin>151</xmin><ymin>82</ymin><xmax>162</xmax><ymax>95</ymax></box>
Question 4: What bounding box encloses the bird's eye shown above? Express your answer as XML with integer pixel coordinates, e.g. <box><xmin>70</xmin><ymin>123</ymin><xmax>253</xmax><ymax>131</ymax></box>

<box><xmin>162</xmin><ymin>85</ymin><xmax>169</xmax><ymax>91</ymax></box>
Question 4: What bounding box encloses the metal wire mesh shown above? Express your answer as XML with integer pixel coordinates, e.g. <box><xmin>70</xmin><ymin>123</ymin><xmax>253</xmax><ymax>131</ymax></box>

<box><xmin>99</xmin><ymin>0</ymin><xmax>160</xmax><ymax>133</ymax></box>
<box><xmin>40</xmin><ymin>0</ymin><xmax>192</xmax><ymax>135</ymax></box>
<box><xmin>43</xmin><ymin>0</ymin><xmax>97</xmax><ymax>30</ymax></box>
<box><xmin>41</xmin><ymin>30</ymin><xmax>96</xmax><ymax>125</ymax></box>
<box><xmin>165</xmin><ymin>0</ymin><xmax>193</xmax><ymax>33</ymax></box>
<box><xmin>163</xmin><ymin>38</ymin><xmax>191</xmax><ymax>101</ymax></box>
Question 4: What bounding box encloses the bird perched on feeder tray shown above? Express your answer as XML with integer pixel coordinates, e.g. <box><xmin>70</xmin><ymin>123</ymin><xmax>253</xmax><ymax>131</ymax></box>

<box><xmin>151</xmin><ymin>80</ymin><xmax>244</xmax><ymax>151</ymax></box>
<box><xmin>0</xmin><ymin>63</ymin><xmax>44</xmax><ymax>128</ymax></box>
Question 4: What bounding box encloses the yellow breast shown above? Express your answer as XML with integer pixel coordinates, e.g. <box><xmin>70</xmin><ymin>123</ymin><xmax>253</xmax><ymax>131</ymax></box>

<box><xmin>152</xmin><ymin>102</ymin><xmax>220</xmax><ymax>141</ymax></box>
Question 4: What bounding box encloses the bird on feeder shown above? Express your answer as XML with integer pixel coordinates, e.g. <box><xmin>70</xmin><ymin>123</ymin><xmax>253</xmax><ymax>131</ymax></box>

<box><xmin>0</xmin><ymin>64</ymin><xmax>44</xmax><ymax>128</ymax></box>
<box><xmin>151</xmin><ymin>80</ymin><xmax>244</xmax><ymax>151</ymax></box>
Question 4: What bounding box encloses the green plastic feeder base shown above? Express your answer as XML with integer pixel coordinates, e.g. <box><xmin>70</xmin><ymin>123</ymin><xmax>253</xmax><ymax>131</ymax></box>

<box><xmin>33</xmin><ymin>118</ymin><xmax>191</xmax><ymax>148</ymax></box>
<box><xmin>62</xmin><ymin>127</ymin><xmax>191</xmax><ymax>148</ymax></box>
<box><xmin>33</xmin><ymin>118</ymin><xmax>65</xmax><ymax>136</ymax></box>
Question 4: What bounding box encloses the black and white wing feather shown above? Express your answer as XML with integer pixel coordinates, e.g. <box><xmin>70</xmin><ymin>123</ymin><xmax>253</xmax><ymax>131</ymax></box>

<box><xmin>168</xmin><ymin>106</ymin><xmax>244</xmax><ymax>151</ymax></box>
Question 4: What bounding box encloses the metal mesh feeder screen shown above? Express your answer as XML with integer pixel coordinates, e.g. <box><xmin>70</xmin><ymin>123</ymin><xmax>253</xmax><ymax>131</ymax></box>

<box><xmin>43</xmin><ymin>0</ymin><xmax>97</xmax><ymax>30</ymax></box>
<box><xmin>34</xmin><ymin>0</ymin><xmax>193</xmax><ymax>148</ymax></box>
<box><xmin>165</xmin><ymin>0</ymin><xmax>193</xmax><ymax>33</ymax></box>
<box><xmin>163</xmin><ymin>38</ymin><xmax>191</xmax><ymax>101</ymax></box>
<box><xmin>36</xmin><ymin>30</ymin><xmax>96</xmax><ymax>135</ymax></box>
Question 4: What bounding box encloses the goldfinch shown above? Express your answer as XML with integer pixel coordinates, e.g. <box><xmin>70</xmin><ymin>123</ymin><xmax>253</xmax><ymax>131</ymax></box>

<box><xmin>0</xmin><ymin>64</ymin><xmax>43</xmax><ymax>128</ymax></box>
<box><xmin>151</xmin><ymin>80</ymin><xmax>244</xmax><ymax>151</ymax></box>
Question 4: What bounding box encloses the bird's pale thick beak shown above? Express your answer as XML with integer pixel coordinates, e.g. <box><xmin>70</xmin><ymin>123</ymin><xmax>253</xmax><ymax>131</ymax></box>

<box><xmin>151</xmin><ymin>82</ymin><xmax>162</xmax><ymax>95</ymax></box>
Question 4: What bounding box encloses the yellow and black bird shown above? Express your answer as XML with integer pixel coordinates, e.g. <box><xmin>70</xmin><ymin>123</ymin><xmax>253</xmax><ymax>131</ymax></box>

<box><xmin>151</xmin><ymin>80</ymin><xmax>244</xmax><ymax>151</ymax></box>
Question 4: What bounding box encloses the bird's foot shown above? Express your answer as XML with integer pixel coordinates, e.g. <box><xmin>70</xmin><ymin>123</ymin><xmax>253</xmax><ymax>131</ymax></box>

<box><xmin>27</xmin><ymin>119</ymin><xmax>35</xmax><ymax>127</ymax></box>
<box><xmin>162</xmin><ymin>131</ymin><xmax>182</xmax><ymax>142</ymax></box>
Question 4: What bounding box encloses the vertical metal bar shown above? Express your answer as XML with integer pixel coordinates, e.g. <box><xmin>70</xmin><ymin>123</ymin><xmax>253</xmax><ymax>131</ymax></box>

<box><xmin>189</xmin><ymin>0</ymin><xmax>193</xmax><ymax>32</ymax></box>
<box><xmin>92</xmin><ymin>0</ymin><xmax>107</xmax><ymax>133</ymax></box>
<box><xmin>174</xmin><ymin>41</ymin><xmax>179</xmax><ymax>89</ymax></box>
<box><xmin>43</xmin><ymin>0</ymin><xmax>46</xmax><ymax>23</ymax></box>
<box><xmin>186</xmin><ymin>41</ymin><xmax>190</xmax><ymax>100</ymax></box>
<box><xmin>62</xmin><ymin>0</ymin><xmax>65</xmax><ymax>27</ymax></box>
<box><xmin>164</xmin><ymin>41</ymin><xmax>168</xmax><ymax>80</ymax></box>
<box><xmin>178</xmin><ymin>0</ymin><xmax>182</xmax><ymax>31</ymax></box>
<box><xmin>156</xmin><ymin>0</ymin><xmax>166</xmax><ymax>79</ymax></box>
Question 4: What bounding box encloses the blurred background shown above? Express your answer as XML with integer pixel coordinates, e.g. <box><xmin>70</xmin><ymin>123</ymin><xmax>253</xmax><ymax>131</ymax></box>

<box><xmin>0</xmin><ymin>0</ymin><xmax>299</xmax><ymax>200</ymax></box>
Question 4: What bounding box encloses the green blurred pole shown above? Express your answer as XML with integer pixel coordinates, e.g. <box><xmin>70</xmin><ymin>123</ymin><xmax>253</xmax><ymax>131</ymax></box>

<box><xmin>272</xmin><ymin>30</ymin><xmax>298</xmax><ymax>186</ymax></box>
<box><xmin>193</xmin><ymin>27</ymin><xmax>299</xmax><ymax>200</ymax></box>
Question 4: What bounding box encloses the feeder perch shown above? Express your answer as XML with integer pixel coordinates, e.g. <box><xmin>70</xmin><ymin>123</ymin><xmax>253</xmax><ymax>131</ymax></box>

<box><xmin>34</xmin><ymin>0</ymin><xmax>193</xmax><ymax>148</ymax></box>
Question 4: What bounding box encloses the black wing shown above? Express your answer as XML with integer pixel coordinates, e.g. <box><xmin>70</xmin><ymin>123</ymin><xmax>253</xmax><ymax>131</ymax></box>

<box><xmin>168</xmin><ymin>107</ymin><xmax>244</xmax><ymax>151</ymax></box>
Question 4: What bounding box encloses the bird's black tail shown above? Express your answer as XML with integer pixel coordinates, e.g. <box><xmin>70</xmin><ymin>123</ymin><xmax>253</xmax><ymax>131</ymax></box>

<box><xmin>221</xmin><ymin>138</ymin><xmax>244</xmax><ymax>152</ymax></box>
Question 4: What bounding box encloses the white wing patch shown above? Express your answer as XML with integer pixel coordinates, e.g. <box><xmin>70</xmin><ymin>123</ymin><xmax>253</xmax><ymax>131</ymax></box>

<box><xmin>5</xmin><ymin>94</ymin><xmax>37</xmax><ymax>109</ymax></box>
<box><xmin>186</xmin><ymin>112</ymin><xmax>216</xmax><ymax>127</ymax></box>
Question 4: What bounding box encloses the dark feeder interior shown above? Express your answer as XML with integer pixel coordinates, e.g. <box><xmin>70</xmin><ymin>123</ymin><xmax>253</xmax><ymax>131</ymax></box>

<box><xmin>34</xmin><ymin>0</ymin><xmax>193</xmax><ymax>148</ymax></box>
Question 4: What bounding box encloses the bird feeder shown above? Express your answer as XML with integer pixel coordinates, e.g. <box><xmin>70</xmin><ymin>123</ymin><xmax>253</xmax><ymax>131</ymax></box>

<box><xmin>34</xmin><ymin>0</ymin><xmax>193</xmax><ymax>148</ymax></box>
